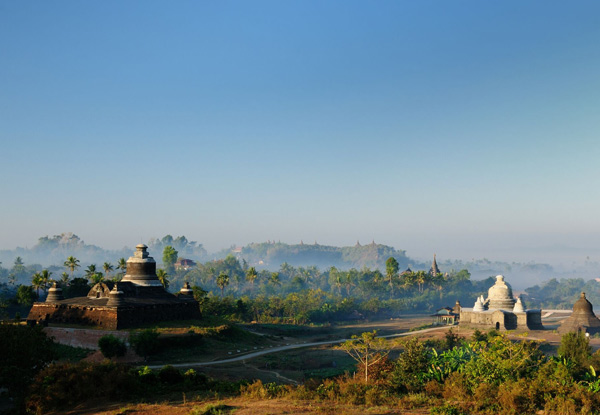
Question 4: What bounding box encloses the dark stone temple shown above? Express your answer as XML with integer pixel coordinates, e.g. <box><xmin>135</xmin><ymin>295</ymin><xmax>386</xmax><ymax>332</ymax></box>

<box><xmin>558</xmin><ymin>292</ymin><xmax>600</xmax><ymax>335</ymax></box>
<box><xmin>27</xmin><ymin>244</ymin><xmax>200</xmax><ymax>329</ymax></box>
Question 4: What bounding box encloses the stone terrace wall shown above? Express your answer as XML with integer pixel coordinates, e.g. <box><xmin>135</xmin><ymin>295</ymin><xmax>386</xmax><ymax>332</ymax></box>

<box><xmin>28</xmin><ymin>303</ymin><xmax>118</xmax><ymax>329</ymax></box>
<box><xmin>28</xmin><ymin>301</ymin><xmax>201</xmax><ymax>330</ymax></box>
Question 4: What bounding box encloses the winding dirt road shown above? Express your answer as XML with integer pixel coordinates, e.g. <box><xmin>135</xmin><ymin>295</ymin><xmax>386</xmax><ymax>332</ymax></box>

<box><xmin>146</xmin><ymin>325</ymin><xmax>451</xmax><ymax>369</ymax></box>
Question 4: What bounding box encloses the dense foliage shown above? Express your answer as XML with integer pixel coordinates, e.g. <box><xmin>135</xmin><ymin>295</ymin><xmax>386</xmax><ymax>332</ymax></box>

<box><xmin>98</xmin><ymin>334</ymin><xmax>127</xmax><ymax>359</ymax></box>
<box><xmin>167</xmin><ymin>255</ymin><xmax>493</xmax><ymax>323</ymax></box>
<box><xmin>129</xmin><ymin>329</ymin><xmax>161</xmax><ymax>359</ymax></box>
<box><xmin>0</xmin><ymin>324</ymin><xmax>56</xmax><ymax>411</ymax></box>
<box><xmin>23</xmin><ymin>329</ymin><xmax>600</xmax><ymax>415</ymax></box>
<box><xmin>526</xmin><ymin>277</ymin><xmax>600</xmax><ymax>309</ymax></box>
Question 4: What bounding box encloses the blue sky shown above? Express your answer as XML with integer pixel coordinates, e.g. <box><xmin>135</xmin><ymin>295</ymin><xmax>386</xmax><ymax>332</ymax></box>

<box><xmin>1</xmin><ymin>1</ymin><xmax>600</xmax><ymax>265</ymax></box>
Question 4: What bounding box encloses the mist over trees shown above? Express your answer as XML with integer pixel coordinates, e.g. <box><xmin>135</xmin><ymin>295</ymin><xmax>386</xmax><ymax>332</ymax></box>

<box><xmin>1</xmin><ymin>233</ymin><xmax>598</xmax><ymax>291</ymax></box>
<box><xmin>0</xmin><ymin>233</ymin><xmax>130</xmax><ymax>272</ymax></box>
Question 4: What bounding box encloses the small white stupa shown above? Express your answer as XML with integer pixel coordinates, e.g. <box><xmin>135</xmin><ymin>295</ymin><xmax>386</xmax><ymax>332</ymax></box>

<box><xmin>473</xmin><ymin>297</ymin><xmax>485</xmax><ymax>312</ymax></box>
<box><xmin>513</xmin><ymin>297</ymin><xmax>526</xmax><ymax>313</ymax></box>
<box><xmin>487</xmin><ymin>275</ymin><xmax>516</xmax><ymax>310</ymax></box>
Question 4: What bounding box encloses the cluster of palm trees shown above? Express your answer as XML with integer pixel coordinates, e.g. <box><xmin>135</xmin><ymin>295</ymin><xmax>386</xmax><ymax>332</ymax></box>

<box><xmin>27</xmin><ymin>256</ymin><xmax>172</xmax><ymax>297</ymax></box>
<box><xmin>210</xmin><ymin>267</ymin><xmax>282</xmax><ymax>298</ymax></box>
<box><xmin>62</xmin><ymin>256</ymin><xmax>129</xmax><ymax>285</ymax></box>
<box><xmin>28</xmin><ymin>256</ymin><xmax>134</xmax><ymax>298</ymax></box>
<box><xmin>31</xmin><ymin>269</ymin><xmax>52</xmax><ymax>297</ymax></box>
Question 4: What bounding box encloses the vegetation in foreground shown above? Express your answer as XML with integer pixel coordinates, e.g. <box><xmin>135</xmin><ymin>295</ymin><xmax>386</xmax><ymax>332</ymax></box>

<box><xmin>5</xmin><ymin>321</ymin><xmax>600</xmax><ymax>415</ymax></box>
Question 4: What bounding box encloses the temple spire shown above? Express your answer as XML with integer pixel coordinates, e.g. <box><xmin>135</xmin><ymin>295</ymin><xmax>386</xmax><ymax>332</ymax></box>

<box><xmin>430</xmin><ymin>253</ymin><xmax>440</xmax><ymax>276</ymax></box>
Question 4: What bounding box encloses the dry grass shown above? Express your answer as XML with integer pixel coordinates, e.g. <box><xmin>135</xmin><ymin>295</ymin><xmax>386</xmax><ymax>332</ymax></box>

<box><xmin>77</xmin><ymin>397</ymin><xmax>431</xmax><ymax>415</ymax></box>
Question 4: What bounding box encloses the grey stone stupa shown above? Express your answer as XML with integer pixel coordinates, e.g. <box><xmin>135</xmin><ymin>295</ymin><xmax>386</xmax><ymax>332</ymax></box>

<box><xmin>558</xmin><ymin>292</ymin><xmax>600</xmax><ymax>335</ymax></box>
<box><xmin>46</xmin><ymin>282</ymin><xmax>64</xmax><ymax>302</ymax></box>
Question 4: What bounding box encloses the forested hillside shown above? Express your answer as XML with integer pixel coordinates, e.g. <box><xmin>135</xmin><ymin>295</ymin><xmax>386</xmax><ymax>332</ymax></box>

<box><xmin>223</xmin><ymin>241</ymin><xmax>410</xmax><ymax>270</ymax></box>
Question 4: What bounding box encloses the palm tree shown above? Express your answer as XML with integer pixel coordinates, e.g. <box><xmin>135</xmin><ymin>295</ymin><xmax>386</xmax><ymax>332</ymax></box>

<box><xmin>307</xmin><ymin>266</ymin><xmax>320</xmax><ymax>287</ymax></box>
<box><xmin>60</xmin><ymin>272</ymin><xmax>70</xmax><ymax>288</ymax></box>
<box><xmin>13</xmin><ymin>257</ymin><xmax>25</xmax><ymax>274</ymax></box>
<box><xmin>103</xmin><ymin>262</ymin><xmax>114</xmax><ymax>279</ymax></box>
<box><xmin>344</xmin><ymin>271</ymin><xmax>354</xmax><ymax>296</ymax></box>
<box><xmin>246</xmin><ymin>267</ymin><xmax>258</xmax><ymax>291</ymax></box>
<box><xmin>335</xmin><ymin>274</ymin><xmax>343</xmax><ymax>295</ymax></box>
<box><xmin>40</xmin><ymin>269</ymin><xmax>52</xmax><ymax>293</ymax></box>
<box><xmin>156</xmin><ymin>269</ymin><xmax>170</xmax><ymax>289</ymax></box>
<box><xmin>90</xmin><ymin>272</ymin><xmax>104</xmax><ymax>285</ymax></box>
<box><xmin>416</xmin><ymin>271</ymin><xmax>427</xmax><ymax>293</ymax></box>
<box><xmin>85</xmin><ymin>264</ymin><xmax>97</xmax><ymax>281</ymax></box>
<box><xmin>31</xmin><ymin>272</ymin><xmax>44</xmax><ymax>297</ymax></box>
<box><xmin>116</xmin><ymin>258</ymin><xmax>127</xmax><ymax>275</ymax></box>
<box><xmin>64</xmin><ymin>256</ymin><xmax>80</xmax><ymax>278</ymax></box>
<box><xmin>279</xmin><ymin>262</ymin><xmax>295</xmax><ymax>278</ymax></box>
<box><xmin>269</xmin><ymin>272</ymin><xmax>281</xmax><ymax>287</ymax></box>
<box><xmin>386</xmin><ymin>257</ymin><xmax>399</xmax><ymax>298</ymax></box>
<box><xmin>216</xmin><ymin>272</ymin><xmax>230</xmax><ymax>298</ymax></box>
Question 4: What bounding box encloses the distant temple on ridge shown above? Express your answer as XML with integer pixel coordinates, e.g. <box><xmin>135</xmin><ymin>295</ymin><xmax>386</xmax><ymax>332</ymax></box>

<box><xmin>28</xmin><ymin>244</ymin><xmax>200</xmax><ymax>329</ymax></box>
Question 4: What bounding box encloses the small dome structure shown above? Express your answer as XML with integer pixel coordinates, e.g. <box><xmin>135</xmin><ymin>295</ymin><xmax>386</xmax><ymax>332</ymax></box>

<box><xmin>573</xmin><ymin>292</ymin><xmax>595</xmax><ymax>315</ymax></box>
<box><xmin>87</xmin><ymin>282</ymin><xmax>111</xmax><ymax>299</ymax></box>
<box><xmin>473</xmin><ymin>297</ymin><xmax>485</xmax><ymax>312</ymax></box>
<box><xmin>487</xmin><ymin>275</ymin><xmax>516</xmax><ymax>310</ymax></box>
<box><xmin>559</xmin><ymin>292</ymin><xmax>600</xmax><ymax>335</ymax></box>
<box><xmin>46</xmin><ymin>282</ymin><xmax>64</xmax><ymax>302</ymax></box>
<box><xmin>452</xmin><ymin>300</ymin><xmax>461</xmax><ymax>314</ymax></box>
<box><xmin>179</xmin><ymin>282</ymin><xmax>194</xmax><ymax>297</ymax></box>
<box><xmin>106</xmin><ymin>283</ymin><xmax>125</xmax><ymax>307</ymax></box>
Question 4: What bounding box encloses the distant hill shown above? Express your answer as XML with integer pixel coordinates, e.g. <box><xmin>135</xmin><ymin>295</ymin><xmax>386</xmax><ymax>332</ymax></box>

<box><xmin>3</xmin><ymin>233</ymin><xmax>595</xmax><ymax>289</ymax></box>
<box><xmin>0</xmin><ymin>233</ymin><xmax>131</xmax><ymax>267</ymax></box>
<box><xmin>217</xmin><ymin>241</ymin><xmax>411</xmax><ymax>270</ymax></box>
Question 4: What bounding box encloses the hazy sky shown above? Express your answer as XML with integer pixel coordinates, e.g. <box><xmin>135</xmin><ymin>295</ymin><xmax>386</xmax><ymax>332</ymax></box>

<box><xmin>1</xmin><ymin>1</ymin><xmax>600</xmax><ymax>265</ymax></box>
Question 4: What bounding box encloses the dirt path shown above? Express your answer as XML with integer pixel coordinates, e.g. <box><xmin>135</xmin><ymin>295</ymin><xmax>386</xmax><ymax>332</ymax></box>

<box><xmin>146</xmin><ymin>325</ymin><xmax>452</xmax><ymax>369</ymax></box>
<box><xmin>242</xmin><ymin>361</ymin><xmax>299</xmax><ymax>385</ymax></box>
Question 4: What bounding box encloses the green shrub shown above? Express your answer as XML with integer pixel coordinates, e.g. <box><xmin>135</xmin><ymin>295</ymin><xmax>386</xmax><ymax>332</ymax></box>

<box><xmin>444</xmin><ymin>328</ymin><xmax>462</xmax><ymax>350</ymax></box>
<box><xmin>129</xmin><ymin>329</ymin><xmax>161</xmax><ymax>359</ymax></box>
<box><xmin>471</xmin><ymin>329</ymin><xmax>486</xmax><ymax>342</ymax></box>
<box><xmin>98</xmin><ymin>334</ymin><xmax>127</xmax><ymax>359</ymax></box>
<box><xmin>462</xmin><ymin>335</ymin><xmax>544</xmax><ymax>389</ymax></box>
<box><xmin>391</xmin><ymin>337</ymin><xmax>430</xmax><ymax>392</ymax></box>
<box><xmin>557</xmin><ymin>331</ymin><xmax>592</xmax><ymax>378</ymax></box>
<box><xmin>158</xmin><ymin>365</ymin><xmax>183</xmax><ymax>384</ymax></box>
<box><xmin>240</xmin><ymin>379</ymin><xmax>288</xmax><ymax>399</ymax></box>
